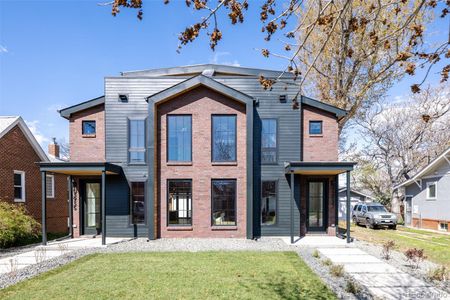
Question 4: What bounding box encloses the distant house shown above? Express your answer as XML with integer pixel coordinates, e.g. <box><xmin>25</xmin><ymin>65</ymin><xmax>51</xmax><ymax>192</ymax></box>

<box><xmin>0</xmin><ymin>116</ymin><xmax>69</xmax><ymax>233</ymax></box>
<box><xmin>338</xmin><ymin>187</ymin><xmax>374</xmax><ymax>219</ymax></box>
<box><xmin>395</xmin><ymin>147</ymin><xmax>450</xmax><ymax>232</ymax></box>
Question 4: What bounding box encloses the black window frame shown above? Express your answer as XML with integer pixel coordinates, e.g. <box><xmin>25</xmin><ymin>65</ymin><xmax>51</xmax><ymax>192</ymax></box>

<box><xmin>211</xmin><ymin>115</ymin><xmax>237</xmax><ymax>163</ymax></box>
<box><xmin>82</xmin><ymin>120</ymin><xmax>96</xmax><ymax>135</ymax></box>
<box><xmin>167</xmin><ymin>114</ymin><xmax>193</xmax><ymax>163</ymax></box>
<box><xmin>167</xmin><ymin>179</ymin><xmax>193</xmax><ymax>226</ymax></box>
<box><xmin>130</xmin><ymin>181</ymin><xmax>146</xmax><ymax>225</ymax></box>
<box><xmin>128</xmin><ymin>118</ymin><xmax>147</xmax><ymax>165</ymax></box>
<box><xmin>211</xmin><ymin>179</ymin><xmax>237</xmax><ymax>226</ymax></box>
<box><xmin>261</xmin><ymin>180</ymin><xmax>278</xmax><ymax>226</ymax></box>
<box><xmin>261</xmin><ymin>118</ymin><xmax>278</xmax><ymax>165</ymax></box>
<box><xmin>309</xmin><ymin>120</ymin><xmax>323</xmax><ymax>135</ymax></box>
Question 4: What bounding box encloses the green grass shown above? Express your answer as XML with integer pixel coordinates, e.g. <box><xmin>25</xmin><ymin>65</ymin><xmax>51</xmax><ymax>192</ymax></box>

<box><xmin>0</xmin><ymin>252</ymin><xmax>336</xmax><ymax>300</ymax></box>
<box><xmin>349</xmin><ymin>225</ymin><xmax>450</xmax><ymax>268</ymax></box>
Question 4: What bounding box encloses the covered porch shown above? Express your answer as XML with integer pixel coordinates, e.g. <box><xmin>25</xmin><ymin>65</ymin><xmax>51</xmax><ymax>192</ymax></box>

<box><xmin>38</xmin><ymin>162</ymin><xmax>122</xmax><ymax>246</ymax></box>
<box><xmin>285</xmin><ymin>161</ymin><xmax>356</xmax><ymax>244</ymax></box>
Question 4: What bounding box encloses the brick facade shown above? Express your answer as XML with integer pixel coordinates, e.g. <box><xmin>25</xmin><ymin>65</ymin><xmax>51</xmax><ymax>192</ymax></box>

<box><xmin>156</xmin><ymin>86</ymin><xmax>247</xmax><ymax>238</ymax></box>
<box><xmin>69</xmin><ymin>104</ymin><xmax>105</xmax><ymax>162</ymax></box>
<box><xmin>302</xmin><ymin>105</ymin><xmax>338</xmax><ymax>162</ymax></box>
<box><xmin>412</xmin><ymin>218</ymin><xmax>449</xmax><ymax>232</ymax></box>
<box><xmin>0</xmin><ymin>125</ymin><xmax>68</xmax><ymax>233</ymax></box>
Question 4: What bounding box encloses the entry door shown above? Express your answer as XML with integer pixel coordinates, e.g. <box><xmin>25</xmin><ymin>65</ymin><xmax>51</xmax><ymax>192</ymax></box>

<box><xmin>307</xmin><ymin>181</ymin><xmax>327</xmax><ymax>231</ymax></box>
<box><xmin>405</xmin><ymin>196</ymin><xmax>412</xmax><ymax>226</ymax></box>
<box><xmin>84</xmin><ymin>182</ymin><xmax>101</xmax><ymax>235</ymax></box>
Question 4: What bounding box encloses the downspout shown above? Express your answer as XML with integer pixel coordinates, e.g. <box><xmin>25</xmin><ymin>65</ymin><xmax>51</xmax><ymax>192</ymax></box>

<box><xmin>299</xmin><ymin>95</ymin><xmax>304</xmax><ymax>162</ymax></box>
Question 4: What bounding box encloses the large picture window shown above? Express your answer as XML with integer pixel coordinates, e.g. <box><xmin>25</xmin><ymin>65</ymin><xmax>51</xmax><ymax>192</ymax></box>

<box><xmin>168</xmin><ymin>180</ymin><xmax>192</xmax><ymax>226</ymax></box>
<box><xmin>261</xmin><ymin>119</ymin><xmax>277</xmax><ymax>164</ymax></box>
<box><xmin>261</xmin><ymin>181</ymin><xmax>277</xmax><ymax>225</ymax></box>
<box><xmin>212</xmin><ymin>179</ymin><xmax>236</xmax><ymax>226</ymax></box>
<box><xmin>131</xmin><ymin>182</ymin><xmax>145</xmax><ymax>224</ymax></box>
<box><xmin>212</xmin><ymin>115</ymin><xmax>236</xmax><ymax>162</ymax></box>
<box><xmin>167</xmin><ymin>115</ymin><xmax>192</xmax><ymax>162</ymax></box>
<box><xmin>129</xmin><ymin>119</ymin><xmax>146</xmax><ymax>163</ymax></box>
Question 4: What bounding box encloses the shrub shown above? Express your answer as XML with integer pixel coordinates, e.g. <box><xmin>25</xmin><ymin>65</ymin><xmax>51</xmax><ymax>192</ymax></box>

<box><xmin>322</xmin><ymin>258</ymin><xmax>333</xmax><ymax>266</ymax></box>
<box><xmin>404</xmin><ymin>248</ymin><xmax>427</xmax><ymax>269</ymax></box>
<box><xmin>312</xmin><ymin>249</ymin><xmax>320</xmax><ymax>258</ymax></box>
<box><xmin>329</xmin><ymin>264</ymin><xmax>345</xmax><ymax>277</ymax></box>
<box><xmin>427</xmin><ymin>266</ymin><xmax>448</xmax><ymax>282</ymax></box>
<box><xmin>345</xmin><ymin>279</ymin><xmax>361</xmax><ymax>294</ymax></box>
<box><xmin>0</xmin><ymin>202</ymin><xmax>40</xmax><ymax>248</ymax></box>
<box><xmin>381</xmin><ymin>240</ymin><xmax>396</xmax><ymax>260</ymax></box>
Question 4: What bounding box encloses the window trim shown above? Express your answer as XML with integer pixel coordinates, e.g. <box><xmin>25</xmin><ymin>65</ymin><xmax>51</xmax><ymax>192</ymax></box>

<box><xmin>81</xmin><ymin>120</ymin><xmax>96</xmax><ymax>136</ymax></box>
<box><xmin>261</xmin><ymin>179</ymin><xmax>278</xmax><ymax>226</ymax></box>
<box><xmin>211</xmin><ymin>179</ymin><xmax>237</xmax><ymax>226</ymax></box>
<box><xmin>128</xmin><ymin>117</ymin><xmax>147</xmax><ymax>165</ymax></box>
<box><xmin>309</xmin><ymin>120</ymin><xmax>323</xmax><ymax>135</ymax></box>
<box><xmin>46</xmin><ymin>174</ymin><xmax>55</xmax><ymax>198</ymax></box>
<box><xmin>167</xmin><ymin>179</ymin><xmax>193</xmax><ymax>227</ymax></box>
<box><xmin>129</xmin><ymin>181</ymin><xmax>147</xmax><ymax>226</ymax></box>
<box><xmin>426</xmin><ymin>181</ymin><xmax>437</xmax><ymax>200</ymax></box>
<box><xmin>261</xmin><ymin>118</ymin><xmax>278</xmax><ymax>165</ymax></box>
<box><xmin>439</xmin><ymin>222</ymin><xmax>448</xmax><ymax>231</ymax></box>
<box><xmin>13</xmin><ymin>170</ymin><xmax>25</xmax><ymax>202</ymax></box>
<box><xmin>211</xmin><ymin>114</ymin><xmax>237</xmax><ymax>163</ymax></box>
<box><xmin>166</xmin><ymin>114</ymin><xmax>193</xmax><ymax>163</ymax></box>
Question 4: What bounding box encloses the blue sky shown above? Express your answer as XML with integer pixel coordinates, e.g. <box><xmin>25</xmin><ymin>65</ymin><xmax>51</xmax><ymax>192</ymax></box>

<box><xmin>0</xmin><ymin>0</ymin><xmax>447</xmax><ymax>152</ymax></box>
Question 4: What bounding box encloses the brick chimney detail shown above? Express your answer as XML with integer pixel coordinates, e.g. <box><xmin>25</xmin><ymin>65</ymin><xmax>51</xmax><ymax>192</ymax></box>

<box><xmin>48</xmin><ymin>137</ymin><xmax>60</xmax><ymax>158</ymax></box>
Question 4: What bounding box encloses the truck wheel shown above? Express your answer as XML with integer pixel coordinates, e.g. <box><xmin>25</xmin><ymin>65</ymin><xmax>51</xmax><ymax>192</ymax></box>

<box><xmin>352</xmin><ymin>217</ymin><xmax>358</xmax><ymax>225</ymax></box>
<box><xmin>389</xmin><ymin>225</ymin><xmax>397</xmax><ymax>230</ymax></box>
<box><xmin>366</xmin><ymin>219</ymin><xmax>374</xmax><ymax>229</ymax></box>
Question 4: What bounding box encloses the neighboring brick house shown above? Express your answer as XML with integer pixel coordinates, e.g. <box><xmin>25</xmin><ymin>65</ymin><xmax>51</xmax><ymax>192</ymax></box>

<box><xmin>0</xmin><ymin>116</ymin><xmax>69</xmax><ymax>233</ymax></box>
<box><xmin>39</xmin><ymin>65</ymin><xmax>356</xmax><ymax>245</ymax></box>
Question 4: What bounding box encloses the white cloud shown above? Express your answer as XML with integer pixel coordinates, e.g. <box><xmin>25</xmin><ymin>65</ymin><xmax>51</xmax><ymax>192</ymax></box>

<box><xmin>0</xmin><ymin>45</ymin><xmax>8</xmax><ymax>53</ymax></box>
<box><xmin>25</xmin><ymin>120</ymin><xmax>50</xmax><ymax>148</ymax></box>
<box><xmin>209</xmin><ymin>51</ymin><xmax>240</xmax><ymax>66</ymax></box>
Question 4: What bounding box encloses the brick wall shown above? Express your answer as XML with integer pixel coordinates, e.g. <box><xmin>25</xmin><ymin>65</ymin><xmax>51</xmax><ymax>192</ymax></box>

<box><xmin>302</xmin><ymin>105</ymin><xmax>338</xmax><ymax>161</ymax></box>
<box><xmin>156</xmin><ymin>86</ymin><xmax>247</xmax><ymax>238</ymax></box>
<box><xmin>69</xmin><ymin>104</ymin><xmax>105</xmax><ymax>162</ymax></box>
<box><xmin>0</xmin><ymin>125</ymin><xmax>68</xmax><ymax>233</ymax></box>
<box><xmin>412</xmin><ymin>218</ymin><xmax>449</xmax><ymax>232</ymax></box>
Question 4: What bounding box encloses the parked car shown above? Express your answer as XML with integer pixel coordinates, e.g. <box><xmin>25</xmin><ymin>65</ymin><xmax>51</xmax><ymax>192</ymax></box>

<box><xmin>352</xmin><ymin>202</ymin><xmax>397</xmax><ymax>229</ymax></box>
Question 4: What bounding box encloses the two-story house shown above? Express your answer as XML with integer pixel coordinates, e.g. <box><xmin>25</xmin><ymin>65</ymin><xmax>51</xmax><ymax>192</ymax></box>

<box><xmin>38</xmin><ymin>65</ymin><xmax>356</xmax><ymax>245</ymax></box>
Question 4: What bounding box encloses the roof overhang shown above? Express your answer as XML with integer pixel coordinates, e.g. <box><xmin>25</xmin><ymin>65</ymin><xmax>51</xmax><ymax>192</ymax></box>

<box><xmin>59</xmin><ymin>96</ymin><xmax>105</xmax><ymax>120</ymax></box>
<box><xmin>301</xmin><ymin>96</ymin><xmax>347</xmax><ymax>119</ymax></box>
<box><xmin>285</xmin><ymin>161</ymin><xmax>357</xmax><ymax>175</ymax></box>
<box><xmin>146</xmin><ymin>74</ymin><xmax>254</xmax><ymax>105</ymax></box>
<box><xmin>38</xmin><ymin>162</ymin><xmax>122</xmax><ymax>176</ymax></box>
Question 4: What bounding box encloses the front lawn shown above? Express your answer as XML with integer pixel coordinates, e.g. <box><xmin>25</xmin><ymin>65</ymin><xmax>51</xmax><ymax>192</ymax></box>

<box><xmin>0</xmin><ymin>252</ymin><xmax>336</xmax><ymax>300</ymax></box>
<box><xmin>350</xmin><ymin>225</ymin><xmax>450</xmax><ymax>268</ymax></box>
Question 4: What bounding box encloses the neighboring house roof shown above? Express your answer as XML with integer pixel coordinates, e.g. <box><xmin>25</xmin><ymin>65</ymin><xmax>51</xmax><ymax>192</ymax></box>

<box><xmin>121</xmin><ymin>64</ymin><xmax>295</xmax><ymax>78</ymax></box>
<box><xmin>338</xmin><ymin>187</ymin><xmax>375</xmax><ymax>200</ymax></box>
<box><xmin>0</xmin><ymin>116</ymin><xmax>49</xmax><ymax>162</ymax></box>
<box><xmin>58</xmin><ymin>96</ymin><xmax>104</xmax><ymax>120</ymax></box>
<box><xmin>394</xmin><ymin>146</ymin><xmax>450</xmax><ymax>189</ymax></box>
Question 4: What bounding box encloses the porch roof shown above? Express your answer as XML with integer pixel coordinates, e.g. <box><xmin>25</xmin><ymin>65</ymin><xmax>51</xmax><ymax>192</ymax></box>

<box><xmin>284</xmin><ymin>161</ymin><xmax>357</xmax><ymax>175</ymax></box>
<box><xmin>38</xmin><ymin>162</ymin><xmax>122</xmax><ymax>176</ymax></box>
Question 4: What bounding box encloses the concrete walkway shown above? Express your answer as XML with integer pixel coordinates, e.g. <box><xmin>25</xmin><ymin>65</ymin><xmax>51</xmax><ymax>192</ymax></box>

<box><xmin>0</xmin><ymin>237</ymin><xmax>127</xmax><ymax>275</ymax></box>
<box><xmin>318</xmin><ymin>247</ymin><xmax>449</xmax><ymax>300</ymax></box>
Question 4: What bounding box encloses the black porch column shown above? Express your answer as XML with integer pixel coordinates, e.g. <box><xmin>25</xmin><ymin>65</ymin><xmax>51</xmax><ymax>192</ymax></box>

<box><xmin>101</xmin><ymin>170</ymin><xmax>106</xmax><ymax>246</ymax></box>
<box><xmin>290</xmin><ymin>172</ymin><xmax>294</xmax><ymax>244</ymax></box>
<box><xmin>41</xmin><ymin>171</ymin><xmax>47</xmax><ymax>245</ymax></box>
<box><xmin>346</xmin><ymin>170</ymin><xmax>351</xmax><ymax>243</ymax></box>
<box><xmin>68</xmin><ymin>175</ymin><xmax>73</xmax><ymax>238</ymax></box>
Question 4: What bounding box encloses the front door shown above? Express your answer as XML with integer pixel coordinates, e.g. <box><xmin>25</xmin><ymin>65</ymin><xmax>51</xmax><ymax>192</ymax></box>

<box><xmin>405</xmin><ymin>196</ymin><xmax>412</xmax><ymax>226</ymax></box>
<box><xmin>307</xmin><ymin>181</ymin><xmax>327</xmax><ymax>231</ymax></box>
<box><xmin>83</xmin><ymin>181</ymin><xmax>101</xmax><ymax>235</ymax></box>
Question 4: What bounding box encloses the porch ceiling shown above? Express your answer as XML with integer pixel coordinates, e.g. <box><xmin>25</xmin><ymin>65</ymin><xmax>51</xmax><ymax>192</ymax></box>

<box><xmin>285</xmin><ymin>161</ymin><xmax>357</xmax><ymax>175</ymax></box>
<box><xmin>37</xmin><ymin>162</ymin><xmax>122</xmax><ymax>176</ymax></box>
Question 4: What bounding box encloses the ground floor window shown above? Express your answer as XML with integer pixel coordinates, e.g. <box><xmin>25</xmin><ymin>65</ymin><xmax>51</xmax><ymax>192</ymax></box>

<box><xmin>212</xmin><ymin>179</ymin><xmax>236</xmax><ymax>226</ymax></box>
<box><xmin>439</xmin><ymin>222</ymin><xmax>448</xmax><ymax>231</ymax></box>
<box><xmin>131</xmin><ymin>182</ymin><xmax>145</xmax><ymax>224</ymax></box>
<box><xmin>168</xmin><ymin>180</ymin><xmax>192</xmax><ymax>226</ymax></box>
<box><xmin>261</xmin><ymin>181</ymin><xmax>277</xmax><ymax>225</ymax></box>
<box><xmin>13</xmin><ymin>170</ymin><xmax>25</xmax><ymax>202</ymax></box>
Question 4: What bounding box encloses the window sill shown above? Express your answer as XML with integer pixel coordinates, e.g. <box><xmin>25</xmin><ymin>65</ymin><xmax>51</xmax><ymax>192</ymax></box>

<box><xmin>211</xmin><ymin>225</ymin><xmax>237</xmax><ymax>231</ymax></box>
<box><xmin>82</xmin><ymin>134</ymin><xmax>96</xmax><ymax>138</ymax></box>
<box><xmin>166</xmin><ymin>162</ymin><xmax>193</xmax><ymax>166</ymax></box>
<box><xmin>128</xmin><ymin>162</ymin><xmax>147</xmax><ymax>166</ymax></box>
<box><xmin>426</xmin><ymin>198</ymin><xmax>437</xmax><ymax>201</ymax></box>
<box><xmin>14</xmin><ymin>199</ymin><xmax>25</xmax><ymax>203</ymax></box>
<box><xmin>211</xmin><ymin>162</ymin><xmax>238</xmax><ymax>166</ymax></box>
<box><xmin>167</xmin><ymin>226</ymin><xmax>193</xmax><ymax>231</ymax></box>
<box><xmin>308</xmin><ymin>134</ymin><xmax>323</xmax><ymax>137</ymax></box>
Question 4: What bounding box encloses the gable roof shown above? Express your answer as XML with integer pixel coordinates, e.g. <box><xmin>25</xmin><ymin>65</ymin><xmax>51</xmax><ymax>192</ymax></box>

<box><xmin>301</xmin><ymin>96</ymin><xmax>347</xmax><ymax>119</ymax></box>
<box><xmin>394</xmin><ymin>146</ymin><xmax>450</xmax><ymax>189</ymax></box>
<box><xmin>59</xmin><ymin>96</ymin><xmax>104</xmax><ymax>119</ymax></box>
<box><xmin>146</xmin><ymin>75</ymin><xmax>254</xmax><ymax>105</ymax></box>
<box><xmin>122</xmin><ymin>64</ymin><xmax>294</xmax><ymax>78</ymax></box>
<box><xmin>0</xmin><ymin>116</ymin><xmax>49</xmax><ymax>162</ymax></box>
<box><xmin>338</xmin><ymin>187</ymin><xmax>375</xmax><ymax>200</ymax></box>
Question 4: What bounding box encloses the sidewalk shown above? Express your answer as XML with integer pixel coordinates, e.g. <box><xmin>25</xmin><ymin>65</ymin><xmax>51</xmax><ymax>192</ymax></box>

<box><xmin>318</xmin><ymin>247</ymin><xmax>449</xmax><ymax>300</ymax></box>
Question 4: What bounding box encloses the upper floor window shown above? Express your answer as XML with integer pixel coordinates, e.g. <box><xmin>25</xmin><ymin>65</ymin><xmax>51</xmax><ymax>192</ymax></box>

<box><xmin>309</xmin><ymin>121</ymin><xmax>323</xmax><ymax>135</ymax></box>
<box><xmin>212</xmin><ymin>115</ymin><xmax>236</xmax><ymax>162</ymax></box>
<box><xmin>129</xmin><ymin>119</ymin><xmax>146</xmax><ymax>164</ymax></box>
<box><xmin>261</xmin><ymin>119</ymin><xmax>277</xmax><ymax>164</ymax></box>
<box><xmin>14</xmin><ymin>170</ymin><xmax>25</xmax><ymax>202</ymax></box>
<box><xmin>167</xmin><ymin>115</ymin><xmax>192</xmax><ymax>162</ymax></box>
<box><xmin>46</xmin><ymin>174</ymin><xmax>55</xmax><ymax>198</ymax></box>
<box><xmin>131</xmin><ymin>182</ymin><xmax>145</xmax><ymax>224</ymax></box>
<box><xmin>427</xmin><ymin>181</ymin><xmax>437</xmax><ymax>199</ymax></box>
<box><xmin>82</xmin><ymin>120</ymin><xmax>96</xmax><ymax>135</ymax></box>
